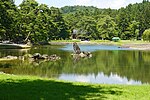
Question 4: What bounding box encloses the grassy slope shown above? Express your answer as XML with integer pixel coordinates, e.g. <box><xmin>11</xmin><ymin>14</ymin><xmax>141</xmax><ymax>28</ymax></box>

<box><xmin>0</xmin><ymin>74</ymin><xmax>150</xmax><ymax>100</ymax></box>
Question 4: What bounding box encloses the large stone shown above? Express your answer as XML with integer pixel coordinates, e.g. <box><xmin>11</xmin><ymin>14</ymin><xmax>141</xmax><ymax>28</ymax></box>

<box><xmin>32</xmin><ymin>53</ymin><xmax>42</xmax><ymax>60</ymax></box>
<box><xmin>73</xmin><ymin>42</ymin><xmax>81</xmax><ymax>54</ymax></box>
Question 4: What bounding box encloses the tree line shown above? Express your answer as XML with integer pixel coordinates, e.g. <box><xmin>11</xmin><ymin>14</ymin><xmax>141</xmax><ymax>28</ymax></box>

<box><xmin>0</xmin><ymin>0</ymin><xmax>150</xmax><ymax>43</ymax></box>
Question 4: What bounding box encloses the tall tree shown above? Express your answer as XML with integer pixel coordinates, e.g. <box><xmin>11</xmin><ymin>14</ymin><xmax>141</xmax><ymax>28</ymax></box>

<box><xmin>50</xmin><ymin>7</ymin><xmax>69</xmax><ymax>40</ymax></box>
<box><xmin>0</xmin><ymin>0</ymin><xmax>17</xmax><ymax>41</ymax></box>
<box><xmin>97</xmin><ymin>15</ymin><xmax>117</xmax><ymax>40</ymax></box>
<box><xmin>18</xmin><ymin>0</ymin><xmax>39</xmax><ymax>42</ymax></box>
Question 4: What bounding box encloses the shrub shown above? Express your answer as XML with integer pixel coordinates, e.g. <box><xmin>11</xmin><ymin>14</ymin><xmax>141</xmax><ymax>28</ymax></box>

<box><xmin>142</xmin><ymin>29</ymin><xmax>150</xmax><ymax>41</ymax></box>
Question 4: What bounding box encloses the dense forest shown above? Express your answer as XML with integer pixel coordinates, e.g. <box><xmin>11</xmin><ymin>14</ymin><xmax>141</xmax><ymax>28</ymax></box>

<box><xmin>0</xmin><ymin>0</ymin><xmax>150</xmax><ymax>43</ymax></box>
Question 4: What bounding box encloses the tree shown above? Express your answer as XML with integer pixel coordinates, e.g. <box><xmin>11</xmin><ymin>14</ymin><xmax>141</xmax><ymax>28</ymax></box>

<box><xmin>1</xmin><ymin>1</ymin><xmax>150</xmax><ymax>42</ymax></box>
<box><xmin>76</xmin><ymin>16</ymin><xmax>97</xmax><ymax>39</ymax></box>
<box><xmin>116</xmin><ymin>8</ymin><xmax>130</xmax><ymax>39</ymax></box>
<box><xmin>17</xmin><ymin>0</ymin><xmax>39</xmax><ymax>42</ymax></box>
<box><xmin>49</xmin><ymin>7</ymin><xmax>69</xmax><ymax>40</ymax></box>
<box><xmin>127</xmin><ymin>21</ymin><xmax>140</xmax><ymax>40</ymax></box>
<box><xmin>0</xmin><ymin>0</ymin><xmax>17</xmax><ymax>41</ymax></box>
<box><xmin>96</xmin><ymin>15</ymin><xmax>117</xmax><ymax>40</ymax></box>
<box><xmin>142</xmin><ymin>29</ymin><xmax>150</xmax><ymax>41</ymax></box>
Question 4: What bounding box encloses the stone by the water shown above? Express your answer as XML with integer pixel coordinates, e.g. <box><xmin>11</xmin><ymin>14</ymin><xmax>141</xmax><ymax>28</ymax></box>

<box><xmin>73</xmin><ymin>42</ymin><xmax>81</xmax><ymax>54</ymax></box>
<box><xmin>71</xmin><ymin>52</ymin><xmax>92</xmax><ymax>58</ymax></box>
<box><xmin>31</xmin><ymin>53</ymin><xmax>61</xmax><ymax>61</ymax></box>
<box><xmin>0</xmin><ymin>53</ymin><xmax>61</xmax><ymax>62</ymax></box>
<box><xmin>72</xmin><ymin>42</ymin><xmax>92</xmax><ymax>59</ymax></box>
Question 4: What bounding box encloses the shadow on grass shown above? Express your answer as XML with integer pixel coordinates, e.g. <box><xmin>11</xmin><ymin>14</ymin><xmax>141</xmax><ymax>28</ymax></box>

<box><xmin>0</xmin><ymin>79</ymin><xmax>123</xmax><ymax>100</ymax></box>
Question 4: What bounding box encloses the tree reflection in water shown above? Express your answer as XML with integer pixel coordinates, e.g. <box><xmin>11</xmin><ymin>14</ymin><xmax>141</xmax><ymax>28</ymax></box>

<box><xmin>0</xmin><ymin>45</ymin><xmax>150</xmax><ymax>84</ymax></box>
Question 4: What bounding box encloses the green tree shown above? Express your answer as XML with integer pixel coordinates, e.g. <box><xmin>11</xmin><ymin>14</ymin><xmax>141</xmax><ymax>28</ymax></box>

<box><xmin>18</xmin><ymin>0</ymin><xmax>39</xmax><ymax>42</ymax></box>
<box><xmin>76</xmin><ymin>16</ymin><xmax>97</xmax><ymax>39</ymax></box>
<box><xmin>49</xmin><ymin>7</ymin><xmax>69</xmax><ymax>40</ymax></box>
<box><xmin>0</xmin><ymin>0</ymin><xmax>17</xmax><ymax>41</ymax></box>
<box><xmin>142</xmin><ymin>29</ymin><xmax>150</xmax><ymax>41</ymax></box>
<box><xmin>127</xmin><ymin>21</ymin><xmax>140</xmax><ymax>40</ymax></box>
<box><xmin>116</xmin><ymin>8</ymin><xmax>130</xmax><ymax>39</ymax></box>
<box><xmin>96</xmin><ymin>15</ymin><xmax>117</xmax><ymax>40</ymax></box>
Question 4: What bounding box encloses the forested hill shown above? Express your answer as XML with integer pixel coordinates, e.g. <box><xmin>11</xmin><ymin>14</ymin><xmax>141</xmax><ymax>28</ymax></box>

<box><xmin>61</xmin><ymin>6</ymin><xmax>105</xmax><ymax>14</ymax></box>
<box><xmin>61</xmin><ymin>0</ymin><xmax>150</xmax><ymax>40</ymax></box>
<box><xmin>0</xmin><ymin>0</ymin><xmax>150</xmax><ymax>43</ymax></box>
<box><xmin>61</xmin><ymin>1</ymin><xmax>150</xmax><ymax>40</ymax></box>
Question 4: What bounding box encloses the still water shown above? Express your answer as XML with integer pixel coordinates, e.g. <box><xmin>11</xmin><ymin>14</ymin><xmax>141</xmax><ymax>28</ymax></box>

<box><xmin>0</xmin><ymin>44</ymin><xmax>150</xmax><ymax>85</ymax></box>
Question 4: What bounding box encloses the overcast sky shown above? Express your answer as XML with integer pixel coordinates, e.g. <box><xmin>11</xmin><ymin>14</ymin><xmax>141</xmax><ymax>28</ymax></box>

<box><xmin>14</xmin><ymin>0</ymin><xmax>143</xmax><ymax>9</ymax></box>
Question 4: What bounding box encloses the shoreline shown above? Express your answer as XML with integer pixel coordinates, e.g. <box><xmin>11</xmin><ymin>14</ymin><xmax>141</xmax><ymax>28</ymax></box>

<box><xmin>50</xmin><ymin>41</ymin><xmax>150</xmax><ymax>50</ymax></box>
<box><xmin>122</xmin><ymin>43</ymin><xmax>150</xmax><ymax>50</ymax></box>
<box><xmin>0</xmin><ymin>43</ymin><xmax>31</xmax><ymax>49</ymax></box>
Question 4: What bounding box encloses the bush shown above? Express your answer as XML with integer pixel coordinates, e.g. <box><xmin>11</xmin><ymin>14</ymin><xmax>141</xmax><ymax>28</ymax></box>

<box><xmin>142</xmin><ymin>29</ymin><xmax>150</xmax><ymax>41</ymax></box>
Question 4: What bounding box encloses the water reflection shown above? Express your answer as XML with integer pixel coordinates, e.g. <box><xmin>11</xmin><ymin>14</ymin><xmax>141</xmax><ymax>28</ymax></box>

<box><xmin>0</xmin><ymin>45</ymin><xmax>150</xmax><ymax>84</ymax></box>
<box><xmin>59</xmin><ymin>73</ymin><xmax>143</xmax><ymax>85</ymax></box>
<box><xmin>0</xmin><ymin>48</ymin><xmax>30</xmax><ymax>57</ymax></box>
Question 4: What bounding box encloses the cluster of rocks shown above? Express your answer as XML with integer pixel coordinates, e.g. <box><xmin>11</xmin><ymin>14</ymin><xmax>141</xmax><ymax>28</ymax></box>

<box><xmin>71</xmin><ymin>51</ymin><xmax>92</xmax><ymax>58</ymax></box>
<box><xmin>31</xmin><ymin>53</ymin><xmax>61</xmax><ymax>61</ymax></box>
<box><xmin>0</xmin><ymin>53</ymin><xmax>61</xmax><ymax>62</ymax></box>
<box><xmin>72</xmin><ymin>42</ymin><xmax>92</xmax><ymax>58</ymax></box>
<box><xmin>79</xmin><ymin>51</ymin><xmax>92</xmax><ymax>58</ymax></box>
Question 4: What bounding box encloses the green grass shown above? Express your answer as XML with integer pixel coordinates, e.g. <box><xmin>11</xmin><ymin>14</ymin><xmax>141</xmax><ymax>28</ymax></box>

<box><xmin>0</xmin><ymin>73</ymin><xmax>150</xmax><ymax>100</ymax></box>
<box><xmin>51</xmin><ymin>40</ymin><xmax>149</xmax><ymax>45</ymax></box>
<box><xmin>51</xmin><ymin>40</ymin><xmax>81</xmax><ymax>42</ymax></box>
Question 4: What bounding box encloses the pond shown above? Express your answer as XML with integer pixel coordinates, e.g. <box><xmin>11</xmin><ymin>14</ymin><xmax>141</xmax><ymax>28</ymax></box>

<box><xmin>0</xmin><ymin>44</ymin><xmax>150</xmax><ymax>85</ymax></box>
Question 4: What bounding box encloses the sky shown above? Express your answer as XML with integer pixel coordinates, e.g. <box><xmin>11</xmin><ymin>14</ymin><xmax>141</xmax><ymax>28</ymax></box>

<box><xmin>14</xmin><ymin>0</ymin><xmax>143</xmax><ymax>9</ymax></box>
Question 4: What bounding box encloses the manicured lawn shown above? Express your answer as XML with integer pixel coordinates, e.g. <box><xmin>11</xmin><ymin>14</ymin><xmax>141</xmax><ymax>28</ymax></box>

<box><xmin>0</xmin><ymin>73</ymin><xmax>150</xmax><ymax>100</ymax></box>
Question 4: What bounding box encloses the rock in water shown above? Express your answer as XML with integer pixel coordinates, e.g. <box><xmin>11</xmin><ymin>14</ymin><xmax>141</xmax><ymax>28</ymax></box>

<box><xmin>72</xmin><ymin>42</ymin><xmax>92</xmax><ymax>58</ymax></box>
<box><xmin>32</xmin><ymin>53</ymin><xmax>41</xmax><ymax>60</ymax></box>
<box><xmin>73</xmin><ymin>42</ymin><xmax>81</xmax><ymax>54</ymax></box>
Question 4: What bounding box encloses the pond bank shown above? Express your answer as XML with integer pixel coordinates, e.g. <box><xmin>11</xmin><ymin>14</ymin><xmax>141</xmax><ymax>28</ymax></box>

<box><xmin>0</xmin><ymin>43</ymin><xmax>31</xmax><ymax>49</ymax></box>
<box><xmin>50</xmin><ymin>40</ymin><xmax>150</xmax><ymax>50</ymax></box>
<box><xmin>0</xmin><ymin>73</ymin><xmax>150</xmax><ymax>100</ymax></box>
<box><xmin>122</xmin><ymin>43</ymin><xmax>150</xmax><ymax>50</ymax></box>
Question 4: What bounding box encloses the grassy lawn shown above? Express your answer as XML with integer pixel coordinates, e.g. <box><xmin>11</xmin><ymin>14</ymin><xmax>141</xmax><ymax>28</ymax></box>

<box><xmin>51</xmin><ymin>40</ymin><xmax>81</xmax><ymax>43</ymax></box>
<box><xmin>51</xmin><ymin>39</ymin><xmax>149</xmax><ymax>44</ymax></box>
<box><xmin>0</xmin><ymin>73</ymin><xmax>150</xmax><ymax>100</ymax></box>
